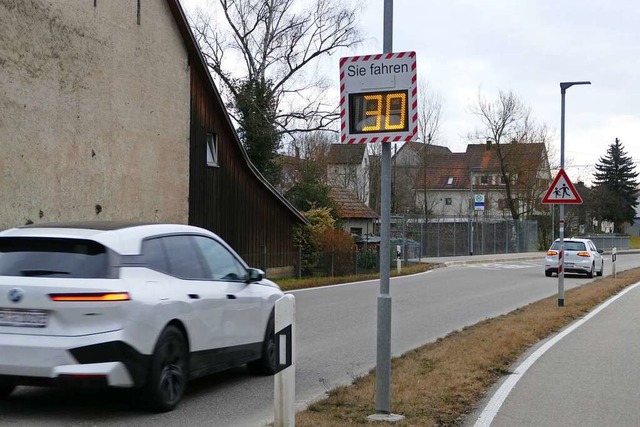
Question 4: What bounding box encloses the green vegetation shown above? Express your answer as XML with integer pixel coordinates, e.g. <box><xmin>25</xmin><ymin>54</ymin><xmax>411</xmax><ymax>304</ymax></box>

<box><xmin>592</xmin><ymin>138</ymin><xmax>639</xmax><ymax>233</ymax></box>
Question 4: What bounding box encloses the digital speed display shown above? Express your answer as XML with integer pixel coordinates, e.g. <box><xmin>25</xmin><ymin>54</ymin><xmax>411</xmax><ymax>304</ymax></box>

<box><xmin>340</xmin><ymin>51</ymin><xmax>416</xmax><ymax>143</ymax></box>
<box><xmin>349</xmin><ymin>90</ymin><xmax>409</xmax><ymax>134</ymax></box>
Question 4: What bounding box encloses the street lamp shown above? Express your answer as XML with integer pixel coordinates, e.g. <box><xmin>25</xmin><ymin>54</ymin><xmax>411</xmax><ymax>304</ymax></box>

<box><xmin>557</xmin><ymin>81</ymin><xmax>590</xmax><ymax>307</ymax></box>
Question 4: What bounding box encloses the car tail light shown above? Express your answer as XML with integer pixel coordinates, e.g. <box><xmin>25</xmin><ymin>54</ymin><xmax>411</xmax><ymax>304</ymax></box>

<box><xmin>576</xmin><ymin>252</ymin><xmax>591</xmax><ymax>257</ymax></box>
<box><xmin>48</xmin><ymin>292</ymin><xmax>131</xmax><ymax>302</ymax></box>
<box><xmin>547</xmin><ymin>250</ymin><xmax>558</xmax><ymax>256</ymax></box>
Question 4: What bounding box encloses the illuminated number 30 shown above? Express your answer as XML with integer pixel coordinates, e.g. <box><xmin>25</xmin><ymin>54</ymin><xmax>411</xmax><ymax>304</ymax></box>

<box><xmin>362</xmin><ymin>92</ymin><xmax>407</xmax><ymax>132</ymax></box>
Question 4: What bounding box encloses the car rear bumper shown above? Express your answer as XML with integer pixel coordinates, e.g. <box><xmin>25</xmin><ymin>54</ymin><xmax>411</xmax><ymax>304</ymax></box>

<box><xmin>0</xmin><ymin>331</ymin><xmax>149</xmax><ymax>388</ymax></box>
<box><xmin>545</xmin><ymin>263</ymin><xmax>593</xmax><ymax>274</ymax></box>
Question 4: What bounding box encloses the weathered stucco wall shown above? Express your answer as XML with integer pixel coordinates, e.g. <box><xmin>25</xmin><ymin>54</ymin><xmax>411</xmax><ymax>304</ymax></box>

<box><xmin>0</xmin><ymin>0</ymin><xmax>190</xmax><ymax>229</ymax></box>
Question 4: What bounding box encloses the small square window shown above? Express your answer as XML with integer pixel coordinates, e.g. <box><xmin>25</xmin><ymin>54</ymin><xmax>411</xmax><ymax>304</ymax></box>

<box><xmin>445</xmin><ymin>198</ymin><xmax>452</xmax><ymax>205</ymax></box>
<box><xmin>206</xmin><ymin>133</ymin><xmax>218</xmax><ymax>167</ymax></box>
<box><xmin>447</xmin><ymin>177</ymin><xmax>454</xmax><ymax>185</ymax></box>
<box><xmin>480</xmin><ymin>175</ymin><xmax>489</xmax><ymax>184</ymax></box>
<box><xmin>350</xmin><ymin>227</ymin><xmax>363</xmax><ymax>236</ymax></box>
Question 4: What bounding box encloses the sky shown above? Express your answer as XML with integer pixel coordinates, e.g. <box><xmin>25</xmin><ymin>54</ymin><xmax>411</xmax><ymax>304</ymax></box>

<box><xmin>182</xmin><ymin>0</ymin><xmax>640</xmax><ymax>186</ymax></box>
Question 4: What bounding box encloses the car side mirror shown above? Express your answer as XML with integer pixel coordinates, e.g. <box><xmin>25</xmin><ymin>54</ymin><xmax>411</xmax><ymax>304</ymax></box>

<box><xmin>598</xmin><ymin>249</ymin><xmax>604</xmax><ymax>254</ymax></box>
<box><xmin>247</xmin><ymin>268</ymin><xmax>265</xmax><ymax>282</ymax></box>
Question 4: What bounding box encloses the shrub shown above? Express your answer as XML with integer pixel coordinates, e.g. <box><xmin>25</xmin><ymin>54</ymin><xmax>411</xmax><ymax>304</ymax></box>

<box><xmin>318</xmin><ymin>227</ymin><xmax>356</xmax><ymax>276</ymax></box>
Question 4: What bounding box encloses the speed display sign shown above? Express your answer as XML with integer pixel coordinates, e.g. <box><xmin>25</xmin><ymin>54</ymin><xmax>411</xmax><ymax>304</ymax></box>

<box><xmin>340</xmin><ymin>51</ymin><xmax>417</xmax><ymax>144</ymax></box>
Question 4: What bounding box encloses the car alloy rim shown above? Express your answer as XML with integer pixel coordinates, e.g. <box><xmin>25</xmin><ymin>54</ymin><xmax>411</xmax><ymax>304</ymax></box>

<box><xmin>158</xmin><ymin>338</ymin><xmax>186</xmax><ymax>404</ymax></box>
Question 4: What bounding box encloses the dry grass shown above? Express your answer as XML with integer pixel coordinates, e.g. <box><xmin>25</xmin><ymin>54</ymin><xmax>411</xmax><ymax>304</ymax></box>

<box><xmin>295</xmin><ymin>268</ymin><xmax>640</xmax><ymax>426</ymax></box>
<box><xmin>277</xmin><ymin>263</ymin><xmax>436</xmax><ymax>292</ymax></box>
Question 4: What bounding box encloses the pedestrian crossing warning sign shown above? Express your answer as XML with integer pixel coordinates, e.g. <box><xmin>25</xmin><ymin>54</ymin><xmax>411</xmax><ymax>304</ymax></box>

<box><xmin>541</xmin><ymin>168</ymin><xmax>583</xmax><ymax>204</ymax></box>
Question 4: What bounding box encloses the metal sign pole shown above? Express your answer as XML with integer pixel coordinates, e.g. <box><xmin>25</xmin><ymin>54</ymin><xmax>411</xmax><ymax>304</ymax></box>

<box><xmin>368</xmin><ymin>0</ymin><xmax>403</xmax><ymax>422</ymax></box>
<box><xmin>558</xmin><ymin>86</ymin><xmax>566</xmax><ymax>307</ymax></box>
<box><xmin>376</xmin><ymin>0</ymin><xmax>393</xmax><ymax>414</ymax></box>
<box><xmin>558</xmin><ymin>81</ymin><xmax>590</xmax><ymax>307</ymax></box>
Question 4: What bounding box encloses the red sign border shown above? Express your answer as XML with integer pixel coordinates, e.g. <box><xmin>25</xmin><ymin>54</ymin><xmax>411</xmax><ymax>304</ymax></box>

<box><xmin>541</xmin><ymin>168</ymin><xmax>583</xmax><ymax>204</ymax></box>
<box><xmin>339</xmin><ymin>51</ymin><xmax>418</xmax><ymax>144</ymax></box>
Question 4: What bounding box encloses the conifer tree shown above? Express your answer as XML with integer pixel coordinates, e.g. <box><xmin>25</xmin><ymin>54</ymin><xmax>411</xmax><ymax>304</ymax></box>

<box><xmin>592</xmin><ymin>138</ymin><xmax>639</xmax><ymax>233</ymax></box>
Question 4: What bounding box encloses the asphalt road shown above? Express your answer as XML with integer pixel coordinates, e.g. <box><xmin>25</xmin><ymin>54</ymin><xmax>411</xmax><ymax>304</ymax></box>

<box><xmin>2</xmin><ymin>253</ymin><xmax>639</xmax><ymax>426</ymax></box>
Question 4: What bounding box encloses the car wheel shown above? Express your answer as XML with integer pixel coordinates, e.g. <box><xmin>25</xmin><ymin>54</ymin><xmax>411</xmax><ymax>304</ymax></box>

<box><xmin>597</xmin><ymin>261</ymin><xmax>604</xmax><ymax>277</ymax></box>
<box><xmin>545</xmin><ymin>270</ymin><xmax>552</xmax><ymax>277</ymax></box>
<box><xmin>0</xmin><ymin>385</ymin><xmax>15</xmax><ymax>399</ymax></box>
<box><xmin>143</xmin><ymin>325</ymin><xmax>189</xmax><ymax>412</ymax></box>
<box><xmin>247</xmin><ymin>311</ymin><xmax>276</xmax><ymax>376</ymax></box>
<box><xmin>587</xmin><ymin>262</ymin><xmax>594</xmax><ymax>278</ymax></box>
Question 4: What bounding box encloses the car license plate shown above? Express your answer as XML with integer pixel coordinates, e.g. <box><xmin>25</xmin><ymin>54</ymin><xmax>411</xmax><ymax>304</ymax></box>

<box><xmin>0</xmin><ymin>309</ymin><xmax>48</xmax><ymax>328</ymax></box>
<box><xmin>565</xmin><ymin>263</ymin><xmax>574</xmax><ymax>268</ymax></box>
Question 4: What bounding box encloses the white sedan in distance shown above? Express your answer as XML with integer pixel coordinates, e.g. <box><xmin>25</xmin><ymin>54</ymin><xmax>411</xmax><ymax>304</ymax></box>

<box><xmin>544</xmin><ymin>237</ymin><xmax>604</xmax><ymax>278</ymax></box>
<box><xmin>0</xmin><ymin>222</ymin><xmax>283</xmax><ymax>412</ymax></box>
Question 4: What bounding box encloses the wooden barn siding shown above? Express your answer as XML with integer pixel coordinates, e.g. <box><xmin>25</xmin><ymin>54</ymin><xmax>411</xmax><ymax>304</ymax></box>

<box><xmin>187</xmin><ymin>69</ymin><xmax>299</xmax><ymax>269</ymax></box>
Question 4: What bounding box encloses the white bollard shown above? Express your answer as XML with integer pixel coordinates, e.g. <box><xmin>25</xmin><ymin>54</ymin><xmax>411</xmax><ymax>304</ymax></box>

<box><xmin>612</xmin><ymin>247</ymin><xmax>617</xmax><ymax>278</ymax></box>
<box><xmin>274</xmin><ymin>294</ymin><xmax>296</xmax><ymax>427</ymax></box>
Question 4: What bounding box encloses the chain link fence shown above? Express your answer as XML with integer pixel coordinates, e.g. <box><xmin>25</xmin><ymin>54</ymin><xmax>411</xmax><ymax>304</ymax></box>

<box><xmin>241</xmin><ymin>216</ymin><xmax>540</xmax><ymax>279</ymax></box>
<box><xmin>391</xmin><ymin>215</ymin><xmax>539</xmax><ymax>258</ymax></box>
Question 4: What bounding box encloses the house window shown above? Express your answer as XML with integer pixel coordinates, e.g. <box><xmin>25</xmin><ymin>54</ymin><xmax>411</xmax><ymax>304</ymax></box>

<box><xmin>447</xmin><ymin>177</ymin><xmax>454</xmax><ymax>185</ymax></box>
<box><xmin>350</xmin><ymin>227</ymin><xmax>363</xmax><ymax>236</ymax></box>
<box><xmin>480</xmin><ymin>175</ymin><xmax>489</xmax><ymax>185</ymax></box>
<box><xmin>206</xmin><ymin>133</ymin><xmax>218</xmax><ymax>167</ymax></box>
<box><xmin>444</xmin><ymin>197</ymin><xmax>452</xmax><ymax>206</ymax></box>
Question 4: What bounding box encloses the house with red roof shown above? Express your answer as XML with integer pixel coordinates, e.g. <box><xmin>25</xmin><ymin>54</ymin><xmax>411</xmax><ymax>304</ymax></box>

<box><xmin>414</xmin><ymin>142</ymin><xmax>551</xmax><ymax>220</ymax></box>
<box><xmin>326</xmin><ymin>144</ymin><xmax>370</xmax><ymax>206</ymax></box>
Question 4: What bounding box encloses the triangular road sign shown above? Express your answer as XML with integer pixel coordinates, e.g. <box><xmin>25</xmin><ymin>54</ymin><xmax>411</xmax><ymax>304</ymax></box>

<box><xmin>541</xmin><ymin>168</ymin><xmax>583</xmax><ymax>204</ymax></box>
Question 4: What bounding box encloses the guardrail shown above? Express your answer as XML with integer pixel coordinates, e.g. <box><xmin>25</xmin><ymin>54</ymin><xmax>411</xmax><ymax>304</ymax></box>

<box><xmin>582</xmin><ymin>234</ymin><xmax>630</xmax><ymax>250</ymax></box>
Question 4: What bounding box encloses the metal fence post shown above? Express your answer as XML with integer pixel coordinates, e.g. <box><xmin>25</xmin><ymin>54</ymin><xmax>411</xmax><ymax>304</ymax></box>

<box><xmin>453</xmin><ymin>220</ymin><xmax>456</xmax><ymax>256</ymax></box>
<box><xmin>437</xmin><ymin>221</ymin><xmax>440</xmax><ymax>257</ymax></box>
<box><xmin>331</xmin><ymin>250</ymin><xmax>335</xmax><ymax>277</ymax></box>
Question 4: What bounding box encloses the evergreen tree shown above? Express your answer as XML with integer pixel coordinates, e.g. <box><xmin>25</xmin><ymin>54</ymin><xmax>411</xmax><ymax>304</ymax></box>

<box><xmin>592</xmin><ymin>138</ymin><xmax>639</xmax><ymax>233</ymax></box>
<box><xmin>235</xmin><ymin>78</ymin><xmax>282</xmax><ymax>185</ymax></box>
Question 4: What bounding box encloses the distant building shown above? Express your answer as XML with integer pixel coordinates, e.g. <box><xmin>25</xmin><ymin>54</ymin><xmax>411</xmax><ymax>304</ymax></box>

<box><xmin>414</xmin><ymin>142</ymin><xmax>551</xmax><ymax>220</ymax></box>
<box><xmin>328</xmin><ymin>186</ymin><xmax>378</xmax><ymax>237</ymax></box>
<box><xmin>326</xmin><ymin>144</ymin><xmax>370</xmax><ymax>205</ymax></box>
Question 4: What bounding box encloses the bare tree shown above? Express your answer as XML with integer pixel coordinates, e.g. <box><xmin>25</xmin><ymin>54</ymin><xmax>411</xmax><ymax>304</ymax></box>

<box><xmin>416</xmin><ymin>81</ymin><xmax>444</xmax><ymax>145</ymax></box>
<box><xmin>190</xmin><ymin>0</ymin><xmax>363</xmax><ymax>137</ymax></box>
<box><xmin>469</xmin><ymin>90</ymin><xmax>552</xmax><ymax>222</ymax></box>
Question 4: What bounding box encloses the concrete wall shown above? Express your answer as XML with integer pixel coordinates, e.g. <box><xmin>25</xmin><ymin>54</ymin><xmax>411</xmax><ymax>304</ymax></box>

<box><xmin>0</xmin><ymin>0</ymin><xmax>190</xmax><ymax>229</ymax></box>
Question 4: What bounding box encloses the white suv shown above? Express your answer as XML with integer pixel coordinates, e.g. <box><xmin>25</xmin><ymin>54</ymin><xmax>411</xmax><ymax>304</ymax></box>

<box><xmin>0</xmin><ymin>222</ymin><xmax>283</xmax><ymax>411</ymax></box>
<box><xmin>544</xmin><ymin>237</ymin><xmax>604</xmax><ymax>278</ymax></box>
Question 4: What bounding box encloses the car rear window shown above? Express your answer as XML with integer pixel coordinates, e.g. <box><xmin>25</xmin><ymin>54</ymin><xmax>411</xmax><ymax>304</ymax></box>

<box><xmin>0</xmin><ymin>237</ymin><xmax>111</xmax><ymax>278</ymax></box>
<box><xmin>550</xmin><ymin>241</ymin><xmax>586</xmax><ymax>251</ymax></box>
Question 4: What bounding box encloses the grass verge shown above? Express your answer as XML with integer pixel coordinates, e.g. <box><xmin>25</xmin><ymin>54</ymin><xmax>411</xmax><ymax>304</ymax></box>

<box><xmin>294</xmin><ymin>268</ymin><xmax>640</xmax><ymax>426</ymax></box>
<box><xmin>276</xmin><ymin>263</ymin><xmax>436</xmax><ymax>292</ymax></box>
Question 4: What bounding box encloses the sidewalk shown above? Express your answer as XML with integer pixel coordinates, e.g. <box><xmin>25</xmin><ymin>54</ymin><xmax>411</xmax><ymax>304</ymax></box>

<box><xmin>420</xmin><ymin>251</ymin><xmax>546</xmax><ymax>267</ymax></box>
<box><xmin>468</xmin><ymin>280</ymin><xmax>640</xmax><ymax>427</ymax></box>
<box><xmin>421</xmin><ymin>249</ymin><xmax>640</xmax><ymax>267</ymax></box>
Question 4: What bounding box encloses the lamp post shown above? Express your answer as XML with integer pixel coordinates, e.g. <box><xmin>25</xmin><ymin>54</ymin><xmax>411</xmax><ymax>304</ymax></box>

<box><xmin>558</xmin><ymin>81</ymin><xmax>590</xmax><ymax>307</ymax></box>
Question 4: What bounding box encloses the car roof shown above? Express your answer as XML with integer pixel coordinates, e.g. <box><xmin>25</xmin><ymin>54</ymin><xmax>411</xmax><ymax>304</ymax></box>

<box><xmin>553</xmin><ymin>237</ymin><xmax>592</xmax><ymax>242</ymax></box>
<box><xmin>0</xmin><ymin>222</ymin><xmax>219</xmax><ymax>255</ymax></box>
